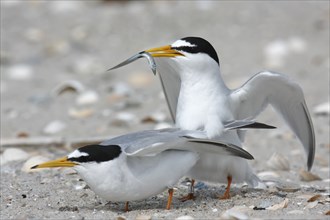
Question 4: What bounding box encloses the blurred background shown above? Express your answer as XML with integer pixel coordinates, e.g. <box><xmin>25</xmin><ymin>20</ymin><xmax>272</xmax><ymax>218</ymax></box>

<box><xmin>1</xmin><ymin>1</ymin><xmax>329</xmax><ymax>146</ymax></box>
<box><xmin>1</xmin><ymin>2</ymin><xmax>330</xmax><ymax>218</ymax></box>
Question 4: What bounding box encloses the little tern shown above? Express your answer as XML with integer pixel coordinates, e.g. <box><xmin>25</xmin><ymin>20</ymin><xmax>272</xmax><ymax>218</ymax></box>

<box><xmin>31</xmin><ymin>128</ymin><xmax>253</xmax><ymax>211</ymax></box>
<box><xmin>109</xmin><ymin>37</ymin><xmax>315</xmax><ymax>199</ymax></box>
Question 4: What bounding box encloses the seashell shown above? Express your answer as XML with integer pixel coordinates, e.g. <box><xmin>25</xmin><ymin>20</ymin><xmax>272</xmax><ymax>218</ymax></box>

<box><xmin>266</xmin><ymin>198</ymin><xmax>289</xmax><ymax>210</ymax></box>
<box><xmin>287</xmin><ymin>210</ymin><xmax>304</xmax><ymax>215</ymax></box>
<box><xmin>16</xmin><ymin>131</ymin><xmax>29</xmax><ymax>138</ymax></box>
<box><xmin>43</xmin><ymin>120</ymin><xmax>66</xmax><ymax>135</ymax></box>
<box><xmin>304</xmin><ymin>201</ymin><xmax>318</xmax><ymax>209</ymax></box>
<box><xmin>299</xmin><ymin>169</ymin><xmax>322</xmax><ymax>182</ymax></box>
<box><xmin>76</xmin><ymin>90</ymin><xmax>99</xmax><ymax>105</ymax></box>
<box><xmin>307</xmin><ymin>194</ymin><xmax>322</xmax><ymax>202</ymax></box>
<box><xmin>264</xmin><ymin>40</ymin><xmax>289</xmax><ymax>68</ymax></box>
<box><xmin>313</xmin><ymin>102</ymin><xmax>330</xmax><ymax>116</ymax></box>
<box><xmin>68</xmin><ymin>108</ymin><xmax>94</xmax><ymax>119</ymax></box>
<box><xmin>7</xmin><ymin>64</ymin><xmax>33</xmax><ymax>80</ymax></box>
<box><xmin>71</xmin><ymin>56</ymin><xmax>103</xmax><ymax>75</ymax></box>
<box><xmin>22</xmin><ymin>156</ymin><xmax>50</xmax><ymax>172</ymax></box>
<box><xmin>74</xmin><ymin>182</ymin><xmax>87</xmax><ymax>190</ymax></box>
<box><xmin>266</xmin><ymin>152</ymin><xmax>290</xmax><ymax>171</ymax></box>
<box><xmin>116</xmin><ymin>216</ymin><xmax>126</xmax><ymax>220</ymax></box>
<box><xmin>257</xmin><ymin>171</ymin><xmax>280</xmax><ymax>179</ymax></box>
<box><xmin>0</xmin><ymin>148</ymin><xmax>30</xmax><ymax>165</ymax></box>
<box><xmin>175</xmin><ymin>216</ymin><xmax>195</xmax><ymax>220</ymax></box>
<box><xmin>154</xmin><ymin>122</ymin><xmax>173</xmax><ymax>130</ymax></box>
<box><xmin>141</xmin><ymin>112</ymin><xmax>167</xmax><ymax>124</ymax></box>
<box><xmin>109</xmin><ymin>82</ymin><xmax>133</xmax><ymax>96</ymax></box>
<box><xmin>51</xmin><ymin>80</ymin><xmax>85</xmax><ymax>96</ymax></box>
<box><xmin>135</xmin><ymin>215</ymin><xmax>152</xmax><ymax>220</ymax></box>
<box><xmin>111</xmin><ymin>112</ymin><xmax>138</xmax><ymax>127</ymax></box>
<box><xmin>220</xmin><ymin>206</ymin><xmax>249</xmax><ymax>220</ymax></box>
<box><xmin>46</xmin><ymin>40</ymin><xmax>70</xmax><ymax>55</ymax></box>
<box><xmin>288</xmin><ymin>37</ymin><xmax>307</xmax><ymax>53</ymax></box>
<box><xmin>275</xmin><ymin>180</ymin><xmax>301</xmax><ymax>192</ymax></box>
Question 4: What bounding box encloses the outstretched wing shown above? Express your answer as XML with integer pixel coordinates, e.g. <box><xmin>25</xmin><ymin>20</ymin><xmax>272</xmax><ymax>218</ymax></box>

<box><xmin>230</xmin><ymin>71</ymin><xmax>315</xmax><ymax>170</ymax></box>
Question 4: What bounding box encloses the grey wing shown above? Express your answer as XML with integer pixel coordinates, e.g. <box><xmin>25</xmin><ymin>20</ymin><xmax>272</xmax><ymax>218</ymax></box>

<box><xmin>100</xmin><ymin>128</ymin><xmax>180</xmax><ymax>149</ymax></box>
<box><xmin>155</xmin><ymin>58</ymin><xmax>181</xmax><ymax>122</ymax></box>
<box><xmin>123</xmin><ymin>129</ymin><xmax>254</xmax><ymax>160</ymax></box>
<box><xmin>230</xmin><ymin>71</ymin><xmax>315</xmax><ymax>170</ymax></box>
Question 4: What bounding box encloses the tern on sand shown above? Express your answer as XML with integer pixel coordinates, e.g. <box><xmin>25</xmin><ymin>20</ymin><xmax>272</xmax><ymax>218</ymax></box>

<box><xmin>109</xmin><ymin>36</ymin><xmax>315</xmax><ymax>199</ymax></box>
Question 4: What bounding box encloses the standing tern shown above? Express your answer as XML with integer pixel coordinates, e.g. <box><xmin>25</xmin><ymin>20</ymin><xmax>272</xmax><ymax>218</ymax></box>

<box><xmin>31</xmin><ymin>128</ymin><xmax>253</xmax><ymax>211</ymax></box>
<box><xmin>109</xmin><ymin>37</ymin><xmax>315</xmax><ymax>199</ymax></box>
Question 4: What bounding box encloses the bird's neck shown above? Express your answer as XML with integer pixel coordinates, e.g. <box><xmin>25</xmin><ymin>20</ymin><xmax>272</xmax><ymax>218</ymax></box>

<box><xmin>176</xmin><ymin>68</ymin><xmax>231</xmax><ymax>136</ymax></box>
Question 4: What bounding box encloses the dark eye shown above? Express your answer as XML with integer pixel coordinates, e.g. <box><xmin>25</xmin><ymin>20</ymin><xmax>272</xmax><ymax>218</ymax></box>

<box><xmin>69</xmin><ymin>144</ymin><xmax>122</xmax><ymax>163</ymax></box>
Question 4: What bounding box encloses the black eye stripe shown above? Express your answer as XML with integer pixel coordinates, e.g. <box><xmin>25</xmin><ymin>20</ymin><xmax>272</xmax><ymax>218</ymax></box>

<box><xmin>173</xmin><ymin>37</ymin><xmax>219</xmax><ymax>65</ymax></box>
<box><xmin>69</xmin><ymin>144</ymin><xmax>121</xmax><ymax>163</ymax></box>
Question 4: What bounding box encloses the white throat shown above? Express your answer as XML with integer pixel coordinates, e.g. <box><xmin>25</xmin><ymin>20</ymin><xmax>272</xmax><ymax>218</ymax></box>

<box><xmin>174</xmin><ymin>56</ymin><xmax>231</xmax><ymax>137</ymax></box>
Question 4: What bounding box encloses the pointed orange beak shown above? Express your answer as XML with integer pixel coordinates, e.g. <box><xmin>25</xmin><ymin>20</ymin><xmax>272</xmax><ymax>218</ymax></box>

<box><xmin>145</xmin><ymin>45</ymin><xmax>184</xmax><ymax>57</ymax></box>
<box><xmin>31</xmin><ymin>156</ymin><xmax>77</xmax><ymax>169</ymax></box>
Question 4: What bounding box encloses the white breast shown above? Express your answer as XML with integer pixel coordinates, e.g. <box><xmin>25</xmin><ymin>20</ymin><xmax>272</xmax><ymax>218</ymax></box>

<box><xmin>74</xmin><ymin>151</ymin><xmax>199</xmax><ymax>202</ymax></box>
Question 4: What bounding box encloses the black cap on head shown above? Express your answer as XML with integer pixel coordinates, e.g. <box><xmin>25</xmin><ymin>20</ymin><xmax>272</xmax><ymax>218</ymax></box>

<box><xmin>172</xmin><ymin>37</ymin><xmax>219</xmax><ymax>64</ymax></box>
<box><xmin>69</xmin><ymin>144</ymin><xmax>122</xmax><ymax>163</ymax></box>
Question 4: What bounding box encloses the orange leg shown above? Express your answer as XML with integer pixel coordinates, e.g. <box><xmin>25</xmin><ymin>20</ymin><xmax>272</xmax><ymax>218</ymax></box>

<box><xmin>179</xmin><ymin>179</ymin><xmax>196</xmax><ymax>202</ymax></box>
<box><xmin>166</xmin><ymin>188</ymin><xmax>174</xmax><ymax>210</ymax></box>
<box><xmin>124</xmin><ymin>201</ymin><xmax>129</xmax><ymax>212</ymax></box>
<box><xmin>219</xmin><ymin>175</ymin><xmax>232</xmax><ymax>200</ymax></box>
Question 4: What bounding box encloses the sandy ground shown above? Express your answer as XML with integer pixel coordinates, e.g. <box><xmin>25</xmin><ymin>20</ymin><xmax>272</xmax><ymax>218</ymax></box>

<box><xmin>1</xmin><ymin>1</ymin><xmax>329</xmax><ymax>219</ymax></box>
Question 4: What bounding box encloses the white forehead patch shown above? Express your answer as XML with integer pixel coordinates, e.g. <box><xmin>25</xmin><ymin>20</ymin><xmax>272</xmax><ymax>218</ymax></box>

<box><xmin>171</xmin><ymin>39</ymin><xmax>196</xmax><ymax>48</ymax></box>
<box><xmin>68</xmin><ymin>150</ymin><xmax>89</xmax><ymax>158</ymax></box>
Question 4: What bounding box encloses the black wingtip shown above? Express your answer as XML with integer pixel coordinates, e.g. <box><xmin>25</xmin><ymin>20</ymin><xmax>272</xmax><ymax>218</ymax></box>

<box><xmin>241</xmin><ymin>122</ymin><xmax>277</xmax><ymax>129</ymax></box>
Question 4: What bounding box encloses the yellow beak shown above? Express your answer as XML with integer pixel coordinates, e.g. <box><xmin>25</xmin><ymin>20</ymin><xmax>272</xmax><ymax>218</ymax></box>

<box><xmin>145</xmin><ymin>45</ymin><xmax>184</xmax><ymax>57</ymax></box>
<box><xmin>31</xmin><ymin>156</ymin><xmax>77</xmax><ymax>169</ymax></box>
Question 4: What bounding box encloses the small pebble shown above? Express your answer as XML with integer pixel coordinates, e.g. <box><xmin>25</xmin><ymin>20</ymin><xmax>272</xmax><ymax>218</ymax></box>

<box><xmin>111</xmin><ymin>112</ymin><xmax>138</xmax><ymax>127</ymax></box>
<box><xmin>175</xmin><ymin>216</ymin><xmax>194</xmax><ymax>220</ymax></box>
<box><xmin>109</xmin><ymin>82</ymin><xmax>133</xmax><ymax>96</ymax></box>
<box><xmin>154</xmin><ymin>122</ymin><xmax>173</xmax><ymax>130</ymax></box>
<box><xmin>288</xmin><ymin>37</ymin><xmax>307</xmax><ymax>53</ymax></box>
<box><xmin>275</xmin><ymin>180</ymin><xmax>301</xmax><ymax>192</ymax></box>
<box><xmin>68</xmin><ymin>108</ymin><xmax>94</xmax><ymax>119</ymax></box>
<box><xmin>313</xmin><ymin>102</ymin><xmax>330</xmax><ymax>116</ymax></box>
<box><xmin>43</xmin><ymin>120</ymin><xmax>66</xmax><ymax>135</ymax></box>
<box><xmin>264</xmin><ymin>39</ymin><xmax>289</xmax><ymax>68</ymax></box>
<box><xmin>135</xmin><ymin>215</ymin><xmax>151</xmax><ymax>220</ymax></box>
<box><xmin>22</xmin><ymin>156</ymin><xmax>50</xmax><ymax>172</ymax></box>
<box><xmin>0</xmin><ymin>148</ymin><xmax>30</xmax><ymax>165</ymax></box>
<box><xmin>304</xmin><ymin>201</ymin><xmax>318</xmax><ymax>209</ymax></box>
<box><xmin>287</xmin><ymin>210</ymin><xmax>304</xmax><ymax>215</ymax></box>
<box><xmin>7</xmin><ymin>65</ymin><xmax>33</xmax><ymax>80</ymax></box>
<box><xmin>257</xmin><ymin>171</ymin><xmax>280</xmax><ymax>179</ymax></box>
<box><xmin>299</xmin><ymin>169</ymin><xmax>322</xmax><ymax>182</ymax></box>
<box><xmin>71</xmin><ymin>56</ymin><xmax>103</xmax><ymax>75</ymax></box>
<box><xmin>76</xmin><ymin>90</ymin><xmax>99</xmax><ymax>105</ymax></box>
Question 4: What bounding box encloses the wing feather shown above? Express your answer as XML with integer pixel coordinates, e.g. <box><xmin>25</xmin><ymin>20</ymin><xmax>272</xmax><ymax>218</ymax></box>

<box><xmin>230</xmin><ymin>71</ymin><xmax>315</xmax><ymax>170</ymax></box>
